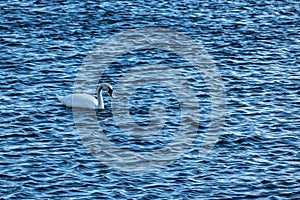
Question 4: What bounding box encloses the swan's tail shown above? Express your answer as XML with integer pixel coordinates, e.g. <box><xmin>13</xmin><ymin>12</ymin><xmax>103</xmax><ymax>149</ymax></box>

<box><xmin>56</xmin><ymin>94</ymin><xmax>64</xmax><ymax>104</ymax></box>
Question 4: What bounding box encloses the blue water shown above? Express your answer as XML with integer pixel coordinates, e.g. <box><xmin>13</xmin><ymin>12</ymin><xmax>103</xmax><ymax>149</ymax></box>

<box><xmin>1</xmin><ymin>0</ymin><xmax>299</xmax><ymax>199</ymax></box>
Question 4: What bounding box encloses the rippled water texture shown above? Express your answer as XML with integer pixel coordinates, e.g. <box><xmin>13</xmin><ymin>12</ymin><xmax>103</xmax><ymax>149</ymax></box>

<box><xmin>1</xmin><ymin>0</ymin><xmax>299</xmax><ymax>199</ymax></box>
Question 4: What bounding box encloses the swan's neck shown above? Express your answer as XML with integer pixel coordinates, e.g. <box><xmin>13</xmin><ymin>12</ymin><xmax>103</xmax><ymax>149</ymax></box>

<box><xmin>97</xmin><ymin>87</ymin><xmax>104</xmax><ymax>109</ymax></box>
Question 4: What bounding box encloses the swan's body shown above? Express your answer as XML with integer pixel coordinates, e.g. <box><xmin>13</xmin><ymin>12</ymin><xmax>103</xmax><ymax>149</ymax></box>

<box><xmin>57</xmin><ymin>83</ymin><xmax>113</xmax><ymax>109</ymax></box>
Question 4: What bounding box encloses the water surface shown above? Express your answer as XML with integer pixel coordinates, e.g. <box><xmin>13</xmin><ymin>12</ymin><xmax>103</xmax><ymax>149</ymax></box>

<box><xmin>0</xmin><ymin>0</ymin><xmax>299</xmax><ymax>199</ymax></box>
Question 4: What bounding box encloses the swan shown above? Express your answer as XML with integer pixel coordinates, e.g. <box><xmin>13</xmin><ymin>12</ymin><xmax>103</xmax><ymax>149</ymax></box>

<box><xmin>57</xmin><ymin>83</ymin><xmax>113</xmax><ymax>109</ymax></box>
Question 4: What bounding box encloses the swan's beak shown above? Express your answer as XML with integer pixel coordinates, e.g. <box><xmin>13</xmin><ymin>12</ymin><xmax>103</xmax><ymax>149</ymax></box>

<box><xmin>108</xmin><ymin>89</ymin><xmax>113</xmax><ymax>98</ymax></box>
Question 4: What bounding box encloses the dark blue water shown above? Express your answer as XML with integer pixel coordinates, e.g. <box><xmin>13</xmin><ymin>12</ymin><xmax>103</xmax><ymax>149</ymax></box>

<box><xmin>1</xmin><ymin>0</ymin><xmax>299</xmax><ymax>199</ymax></box>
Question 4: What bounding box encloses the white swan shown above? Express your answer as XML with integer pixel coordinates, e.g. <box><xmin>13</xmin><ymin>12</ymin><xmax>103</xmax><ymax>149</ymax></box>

<box><xmin>57</xmin><ymin>83</ymin><xmax>113</xmax><ymax>109</ymax></box>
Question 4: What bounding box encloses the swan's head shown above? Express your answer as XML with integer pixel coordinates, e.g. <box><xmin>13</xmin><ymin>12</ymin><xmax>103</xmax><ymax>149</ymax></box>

<box><xmin>98</xmin><ymin>83</ymin><xmax>113</xmax><ymax>98</ymax></box>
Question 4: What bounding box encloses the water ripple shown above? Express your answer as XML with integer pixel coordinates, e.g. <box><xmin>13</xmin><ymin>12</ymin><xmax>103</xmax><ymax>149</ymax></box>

<box><xmin>0</xmin><ymin>0</ymin><xmax>299</xmax><ymax>199</ymax></box>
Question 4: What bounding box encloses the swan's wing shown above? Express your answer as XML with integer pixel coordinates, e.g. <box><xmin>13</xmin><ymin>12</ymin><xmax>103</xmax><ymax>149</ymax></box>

<box><xmin>72</xmin><ymin>94</ymin><xmax>98</xmax><ymax>109</ymax></box>
<box><xmin>57</xmin><ymin>94</ymin><xmax>97</xmax><ymax>109</ymax></box>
